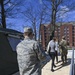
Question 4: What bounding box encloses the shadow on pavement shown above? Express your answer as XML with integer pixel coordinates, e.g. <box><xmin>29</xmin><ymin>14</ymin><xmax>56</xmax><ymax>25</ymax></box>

<box><xmin>54</xmin><ymin>58</ymin><xmax>71</xmax><ymax>71</ymax></box>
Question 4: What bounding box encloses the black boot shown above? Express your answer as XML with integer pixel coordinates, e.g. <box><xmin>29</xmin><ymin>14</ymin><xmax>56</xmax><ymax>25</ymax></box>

<box><xmin>51</xmin><ymin>69</ymin><xmax>54</xmax><ymax>72</ymax></box>
<box><xmin>54</xmin><ymin>65</ymin><xmax>56</xmax><ymax>67</ymax></box>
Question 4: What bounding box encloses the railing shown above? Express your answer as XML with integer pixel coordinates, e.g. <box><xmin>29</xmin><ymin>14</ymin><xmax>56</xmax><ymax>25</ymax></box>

<box><xmin>69</xmin><ymin>47</ymin><xmax>74</xmax><ymax>75</ymax></box>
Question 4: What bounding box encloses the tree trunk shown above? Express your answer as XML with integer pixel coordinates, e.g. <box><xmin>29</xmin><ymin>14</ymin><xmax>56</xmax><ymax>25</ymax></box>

<box><xmin>50</xmin><ymin>1</ymin><xmax>57</xmax><ymax>40</ymax></box>
<box><xmin>34</xmin><ymin>24</ymin><xmax>36</xmax><ymax>40</ymax></box>
<box><xmin>38</xmin><ymin>24</ymin><xmax>41</xmax><ymax>43</ymax></box>
<box><xmin>1</xmin><ymin>0</ymin><xmax>6</xmax><ymax>28</ymax></box>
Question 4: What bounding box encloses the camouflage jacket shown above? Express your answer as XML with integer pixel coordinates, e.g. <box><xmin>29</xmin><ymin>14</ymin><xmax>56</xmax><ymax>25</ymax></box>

<box><xmin>16</xmin><ymin>38</ymin><xmax>46</xmax><ymax>75</ymax></box>
<box><xmin>59</xmin><ymin>39</ymin><xmax>68</xmax><ymax>54</ymax></box>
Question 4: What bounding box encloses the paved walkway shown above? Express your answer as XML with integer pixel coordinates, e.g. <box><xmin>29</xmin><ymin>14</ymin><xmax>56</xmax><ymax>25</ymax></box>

<box><xmin>42</xmin><ymin>56</ymin><xmax>71</xmax><ymax>75</ymax></box>
<box><xmin>13</xmin><ymin>55</ymin><xmax>72</xmax><ymax>75</ymax></box>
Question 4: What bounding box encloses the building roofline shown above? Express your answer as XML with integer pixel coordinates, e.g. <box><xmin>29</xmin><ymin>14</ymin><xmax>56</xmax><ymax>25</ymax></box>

<box><xmin>41</xmin><ymin>21</ymin><xmax>75</xmax><ymax>26</ymax></box>
<box><xmin>0</xmin><ymin>28</ymin><xmax>24</xmax><ymax>39</ymax></box>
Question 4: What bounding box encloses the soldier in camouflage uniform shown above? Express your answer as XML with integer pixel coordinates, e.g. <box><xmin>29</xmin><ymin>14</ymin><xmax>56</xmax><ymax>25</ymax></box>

<box><xmin>16</xmin><ymin>27</ymin><xmax>46</xmax><ymax>75</ymax></box>
<box><xmin>59</xmin><ymin>36</ymin><xmax>68</xmax><ymax>64</ymax></box>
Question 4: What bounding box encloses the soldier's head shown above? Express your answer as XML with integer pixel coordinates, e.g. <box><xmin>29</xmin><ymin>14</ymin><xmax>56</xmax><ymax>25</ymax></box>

<box><xmin>62</xmin><ymin>36</ymin><xmax>65</xmax><ymax>40</ymax></box>
<box><xmin>23</xmin><ymin>27</ymin><xmax>34</xmax><ymax>38</ymax></box>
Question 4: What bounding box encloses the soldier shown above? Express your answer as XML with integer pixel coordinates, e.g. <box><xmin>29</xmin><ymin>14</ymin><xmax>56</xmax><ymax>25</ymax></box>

<box><xmin>16</xmin><ymin>27</ymin><xmax>46</xmax><ymax>75</ymax></box>
<box><xmin>59</xmin><ymin>36</ymin><xmax>68</xmax><ymax>64</ymax></box>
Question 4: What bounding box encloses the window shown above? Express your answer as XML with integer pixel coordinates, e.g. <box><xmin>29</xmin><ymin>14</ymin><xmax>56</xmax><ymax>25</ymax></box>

<box><xmin>7</xmin><ymin>36</ymin><xmax>22</xmax><ymax>51</ymax></box>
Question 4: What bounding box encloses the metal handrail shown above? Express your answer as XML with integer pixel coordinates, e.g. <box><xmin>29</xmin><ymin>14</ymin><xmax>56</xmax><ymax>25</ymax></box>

<box><xmin>69</xmin><ymin>47</ymin><xmax>74</xmax><ymax>75</ymax></box>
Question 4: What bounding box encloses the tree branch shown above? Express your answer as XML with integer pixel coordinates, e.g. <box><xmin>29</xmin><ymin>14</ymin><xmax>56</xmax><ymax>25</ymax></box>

<box><xmin>4</xmin><ymin>0</ymin><xmax>11</xmax><ymax>5</ymax></box>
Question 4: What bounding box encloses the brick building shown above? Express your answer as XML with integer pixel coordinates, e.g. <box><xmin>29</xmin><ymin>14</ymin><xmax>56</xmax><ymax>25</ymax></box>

<box><xmin>40</xmin><ymin>23</ymin><xmax>51</xmax><ymax>50</ymax></box>
<box><xmin>40</xmin><ymin>22</ymin><xmax>75</xmax><ymax>50</ymax></box>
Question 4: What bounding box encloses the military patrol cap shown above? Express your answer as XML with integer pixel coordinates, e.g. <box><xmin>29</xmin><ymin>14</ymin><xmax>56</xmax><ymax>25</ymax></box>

<box><xmin>24</xmin><ymin>27</ymin><xmax>33</xmax><ymax>33</ymax></box>
<box><xmin>62</xmin><ymin>36</ymin><xmax>65</xmax><ymax>39</ymax></box>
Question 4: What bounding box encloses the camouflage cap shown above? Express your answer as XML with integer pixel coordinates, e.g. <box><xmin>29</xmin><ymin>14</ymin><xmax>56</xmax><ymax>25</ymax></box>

<box><xmin>24</xmin><ymin>27</ymin><xmax>33</xmax><ymax>33</ymax></box>
<box><xmin>62</xmin><ymin>36</ymin><xmax>65</xmax><ymax>39</ymax></box>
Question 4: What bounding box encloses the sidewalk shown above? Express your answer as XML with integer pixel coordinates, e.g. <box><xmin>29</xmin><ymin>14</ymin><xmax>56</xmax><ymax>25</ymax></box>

<box><xmin>13</xmin><ymin>56</ymin><xmax>71</xmax><ymax>75</ymax></box>
<box><xmin>42</xmin><ymin>56</ymin><xmax>71</xmax><ymax>75</ymax></box>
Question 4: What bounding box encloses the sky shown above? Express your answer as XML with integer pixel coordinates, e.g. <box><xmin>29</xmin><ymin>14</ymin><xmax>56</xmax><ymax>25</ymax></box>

<box><xmin>5</xmin><ymin>0</ymin><xmax>75</xmax><ymax>33</ymax></box>
<box><xmin>58</xmin><ymin>5</ymin><xmax>75</xmax><ymax>21</ymax></box>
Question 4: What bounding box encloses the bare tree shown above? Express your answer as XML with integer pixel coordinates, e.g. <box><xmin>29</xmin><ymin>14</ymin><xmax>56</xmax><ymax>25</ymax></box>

<box><xmin>37</xmin><ymin>5</ymin><xmax>51</xmax><ymax>42</ymax></box>
<box><xmin>20</xmin><ymin>4</ymin><xmax>37</xmax><ymax>40</ymax></box>
<box><xmin>0</xmin><ymin>0</ymin><xmax>24</xmax><ymax>28</ymax></box>
<box><xmin>48</xmin><ymin>0</ymin><xmax>62</xmax><ymax>39</ymax></box>
<box><xmin>20</xmin><ymin>3</ymin><xmax>50</xmax><ymax>40</ymax></box>
<box><xmin>42</xmin><ymin>0</ymin><xmax>75</xmax><ymax>40</ymax></box>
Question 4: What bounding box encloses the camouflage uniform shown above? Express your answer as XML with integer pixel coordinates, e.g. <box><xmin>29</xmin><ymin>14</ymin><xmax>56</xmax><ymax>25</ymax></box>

<box><xmin>16</xmin><ymin>38</ymin><xmax>46</xmax><ymax>75</ymax></box>
<box><xmin>59</xmin><ymin>39</ymin><xmax>68</xmax><ymax>63</ymax></box>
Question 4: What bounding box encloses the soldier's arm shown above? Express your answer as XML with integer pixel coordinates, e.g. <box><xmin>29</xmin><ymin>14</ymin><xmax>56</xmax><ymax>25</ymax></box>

<box><xmin>33</xmin><ymin>42</ymin><xmax>46</xmax><ymax>61</ymax></box>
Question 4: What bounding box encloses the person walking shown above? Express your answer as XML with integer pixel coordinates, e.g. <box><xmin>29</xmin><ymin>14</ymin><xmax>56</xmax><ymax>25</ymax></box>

<box><xmin>16</xmin><ymin>27</ymin><xmax>46</xmax><ymax>75</ymax></box>
<box><xmin>59</xmin><ymin>36</ymin><xmax>68</xmax><ymax>64</ymax></box>
<box><xmin>55</xmin><ymin>38</ymin><xmax>59</xmax><ymax>64</ymax></box>
<box><xmin>47</xmin><ymin>37</ymin><xmax>56</xmax><ymax>72</ymax></box>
